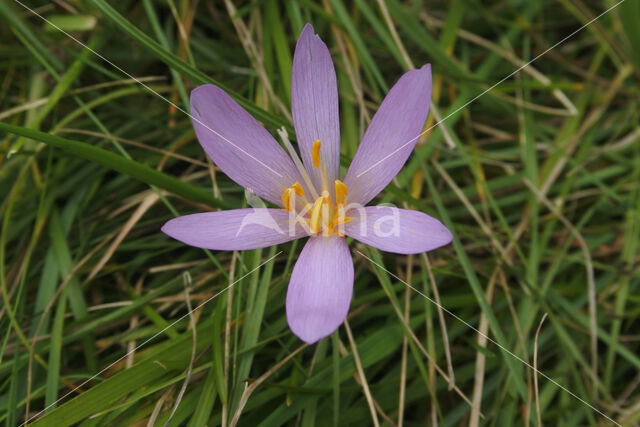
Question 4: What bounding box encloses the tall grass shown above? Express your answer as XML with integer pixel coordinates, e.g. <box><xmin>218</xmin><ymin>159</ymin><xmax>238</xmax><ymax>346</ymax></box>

<box><xmin>1</xmin><ymin>0</ymin><xmax>639</xmax><ymax>425</ymax></box>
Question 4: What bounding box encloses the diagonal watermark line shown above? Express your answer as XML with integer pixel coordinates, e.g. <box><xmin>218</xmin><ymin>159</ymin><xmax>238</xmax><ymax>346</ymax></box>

<box><xmin>356</xmin><ymin>0</ymin><xmax>627</xmax><ymax>179</ymax></box>
<box><xmin>21</xmin><ymin>251</ymin><xmax>282</xmax><ymax>426</ymax></box>
<box><xmin>355</xmin><ymin>250</ymin><xmax>622</xmax><ymax>426</ymax></box>
<box><xmin>14</xmin><ymin>0</ymin><xmax>283</xmax><ymax>178</ymax></box>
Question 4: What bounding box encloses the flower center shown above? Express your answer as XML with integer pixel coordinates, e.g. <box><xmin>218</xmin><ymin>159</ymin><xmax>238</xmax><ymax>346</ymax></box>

<box><xmin>281</xmin><ymin>140</ymin><xmax>351</xmax><ymax>236</ymax></box>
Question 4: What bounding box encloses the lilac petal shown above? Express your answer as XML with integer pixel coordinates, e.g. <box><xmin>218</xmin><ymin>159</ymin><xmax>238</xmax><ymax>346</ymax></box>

<box><xmin>161</xmin><ymin>209</ymin><xmax>307</xmax><ymax>251</ymax></box>
<box><xmin>292</xmin><ymin>23</ymin><xmax>340</xmax><ymax>187</ymax></box>
<box><xmin>191</xmin><ymin>85</ymin><xmax>302</xmax><ymax>206</ymax></box>
<box><xmin>344</xmin><ymin>206</ymin><xmax>452</xmax><ymax>254</ymax></box>
<box><xmin>344</xmin><ymin>65</ymin><xmax>432</xmax><ymax>205</ymax></box>
<box><xmin>286</xmin><ymin>235</ymin><xmax>353</xmax><ymax>343</ymax></box>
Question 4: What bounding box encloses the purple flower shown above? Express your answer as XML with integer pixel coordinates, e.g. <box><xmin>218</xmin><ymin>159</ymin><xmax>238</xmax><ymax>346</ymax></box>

<box><xmin>162</xmin><ymin>24</ymin><xmax>452</xmax><ymax>343</ymax></box>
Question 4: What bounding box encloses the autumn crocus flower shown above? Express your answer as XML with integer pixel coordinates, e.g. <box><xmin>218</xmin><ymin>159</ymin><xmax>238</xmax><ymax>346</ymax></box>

<box><xmin>162</xmin><ymin>24</ymin><xmax>452</xmax><ymax>343</ymax></box>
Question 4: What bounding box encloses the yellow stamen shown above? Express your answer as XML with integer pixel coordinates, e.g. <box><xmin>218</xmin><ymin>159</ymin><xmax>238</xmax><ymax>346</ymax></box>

<box><xmin>281</xmin><ymin>188</ymin><xmax>294</xmax><ymax>211</ymax></box>
<box><xmin>283</xmin><ymin>179</ymin><xmax>351</xmax><ymax>236</ymax></box>
<box><xmin>312</xmin><ymin>139</ymin><xmax>322</xmax><ymax>168</ymax></box>
<box><xmin>281</xmin><ymin>182</ymin><xmax>305</xmax><ymax>211</ymax></box>
<box><xmin>291</xmin><ymin>181</ymin><xmax>304</xmax><ymax>197</ymax></box>
<box><xmin>309</xmin><ymin>196</ymin><xmax>324</xmax><ymax>234</ymax></box>
<box><xmin>334</xmin><ymin>180</ymin><xmax>348</xmax><ymax>205</ymax></box>
<box><xmin>309</xmin><ymin>190</ymin><xmax>331</xmax><ymax>234</ymax></box>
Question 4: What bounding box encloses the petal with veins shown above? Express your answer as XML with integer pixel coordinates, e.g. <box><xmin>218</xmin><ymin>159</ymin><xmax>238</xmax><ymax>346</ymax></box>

<box><xmin>191</xmin><ymin>84</ymin><xmax>303</xmax><ymax>206</ymax></box>
<box><xmin>344</xmin><ymin>64</ymin><xmax>432</xmax><ymax>206</ymax></box>
<box><xmin>345</xmin><ymin>205</ymin><xmax>451</xmax><ymax>254</ymax></box>
<box><xmin>292</xmin><ymin>24</ymin><xmax>340</xmax><ymax>189</ymax></box>
<box><xmin>162</xmin><ymin>209</ymin><xmax>307</xmax><ymax>251</ymax></box>
<box><xmin>286</xmin><ymin>235</ymin><xmax>353</xmax><ymax>343</ymax></box>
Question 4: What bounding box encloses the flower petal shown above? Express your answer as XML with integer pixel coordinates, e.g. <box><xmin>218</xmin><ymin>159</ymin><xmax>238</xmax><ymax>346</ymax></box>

<box><xmin>162</xmin><ymin>209</ymin><xmax>307</xmax><ymax>251</ymax></box>
<box><xmin>191</xmin><ymin>85</ymin><xmax>301</xmax><ymax>206</ymax></box>
<box><xmin>344</xmin><ymin>206</ymin><xmax>451</xmax><ymax>254</ymax></box>
<box><xmin>286</xmin><ymin>235</ymin><xmax>353</xmax><ymax>343</ymax></box>
<box><xmin>292</xmin><ymin>23</ymin><xmax>340</xmax><ymax>187</ymax></box>
<box><xmin>344</xmin><ymin>65</ymin><xmax>432</xmax><ymax>205</ymax></box>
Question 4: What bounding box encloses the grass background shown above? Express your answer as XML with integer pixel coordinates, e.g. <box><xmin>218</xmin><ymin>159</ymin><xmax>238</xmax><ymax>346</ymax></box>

<box><xmin>1</xmin><ymin>0</ymin><xmax>639</xmax><ymax>425</ymax></box>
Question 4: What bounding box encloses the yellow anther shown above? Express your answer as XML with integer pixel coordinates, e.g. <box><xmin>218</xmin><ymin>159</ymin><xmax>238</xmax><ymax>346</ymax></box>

<box><xmin>281</xmin><ymin>188</ymin><xmax>294</xmax><ymax>211</ymax></box>
<box><xmin>281</xmin><ymin>182</ymin><xmax>305</xmax><ymax>211</ymax></box>
<box><xmin>291</xmin><ymin>181</ymin><xmax>304</xmax><ymax>197</ymax></box>
<box><xmin>334</xmin><ymin>180</ymin><xmax>348</xmax><ymax>205</ymax></box>
<box><xmin>309</xmin><ymin>197</ymin><xmax>324</xmax><ymax>234</ymax></box>
<box><xmin>312</xmin><ymin>139</ymin><xmax>322</xmax><ymax>168</ymax></box>
<box><xmin>309</xmin><ymin>191</ymin><xmax>330</xmax><ymax>234</ymax></box>
<box><xmin>283</xmin><ymin>179</ymin><xmax>350</xmax><ymax>236</ymax></box>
